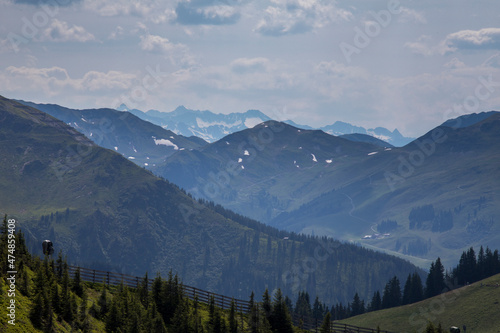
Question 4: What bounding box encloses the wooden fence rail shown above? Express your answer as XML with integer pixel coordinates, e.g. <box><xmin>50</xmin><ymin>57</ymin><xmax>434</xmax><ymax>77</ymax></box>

<box><xmin>68</xmin><ymin>265</ymin><xmax>395</xmax><ymax>333</ymax></box>
<box><xmin>68</xmin><ymin>265</ymin><xmax>251</xmax><ymax>313</ymax></box>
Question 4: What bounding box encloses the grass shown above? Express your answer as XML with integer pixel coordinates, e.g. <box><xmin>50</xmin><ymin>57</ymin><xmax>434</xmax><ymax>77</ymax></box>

<box><xmin>339</xmin><ymin>273</ymin><xmax>500</xmax><ymax>333</ymax></box>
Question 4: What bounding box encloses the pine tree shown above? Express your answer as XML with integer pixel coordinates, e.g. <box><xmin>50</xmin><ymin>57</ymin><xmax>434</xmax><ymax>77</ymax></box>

<box><xmin>426</xmin><ymin>258</ymin><xmax>445</xmax><ymax>298</ymax></box>
<box><xmin>262</xmin><ymin>289</ymin><xmax>272</xmax><ymax>322</ymax></box>
<box><xmin>229</xmin><ymin>299</ymin><xmax>238</xmax><ymax>333</ymax></box>
<box><xmin>350</xmin><ymin>292</ymin><xmax>365</xmax><ymax>316</ymax></box>
<box><xmin>410</xmin><ymin>272</ymin><xmax>424</xmax><ymax>303</ymax></box>
<box><xmin>269</xmin><ymin>289</ymin><xmax>294</xmax><ymax>333</ymax></box>
<box><xmin>139</xmin><ymin>272</ymin><xmax>150</xmax><ymax>307</ymax></box>
<box><xmin>319</xmin><ymin>312</ymin><xmax>331</xmax><ymax>333</ymax></box>
<box><xmin>72</xmin><ymin>266</ymin><xmax>84</xmax><ymax>297</ymax></box>
<box><xmin>369</xmin><ymin>291</ymin><xmax>381</xmax><ymax>311</ymax></box>
<box><xmin>312</xmin><ymin>296</ymin><xmax>324</xmax><ymax>326</ymax></box>
<box><xmin>402</xmin><ymin>274</ymin><xmax>413</xmax><ymax>305</ymax></box>
<box><xmin>248</xmin><ymin>292</ymin><xmax>259</xmax><ymax>333</ymax></box>
<box><xmin>294</xmin><ymin>291</ymin><xmax>312</xmax><ymax>326</ymax></box>
<box><xmin>382</xmin><ymin>276</ymin><xmax>401</xmax><ymax>309</ymax></box>
<box><xmin>97</xmin><ymin>287</ymin><xmax>109</xmax><ymax>319</ymax></box>
<box><xmin>478</xmin><ymin>246</ymin><xmax>486</xmax><ymax>280</ymax></box>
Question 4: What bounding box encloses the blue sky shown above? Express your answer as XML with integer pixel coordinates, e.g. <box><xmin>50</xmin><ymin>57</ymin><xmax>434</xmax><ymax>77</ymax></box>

<box><xmin>1</xmin><ymin>0</ymin><xmax>500</xmax><ymax>136</ymax></box>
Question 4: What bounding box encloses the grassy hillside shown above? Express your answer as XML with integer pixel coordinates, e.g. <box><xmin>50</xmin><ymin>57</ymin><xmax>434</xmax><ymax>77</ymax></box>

<box><xmin>340</xmin><ymin>273</ymin><xmax>500</xmax><ymax>333</ymax></box>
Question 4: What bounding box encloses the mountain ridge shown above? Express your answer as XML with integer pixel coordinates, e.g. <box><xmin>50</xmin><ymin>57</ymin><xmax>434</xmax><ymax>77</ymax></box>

<box><xmin>17</xmin><ymin>100</ymin><xmax>206</xmax><ymax>167</ymax></box>
<box><xmin>119</xmin><ymin>104</ymin><xmax>412</xmax><ymax>146</ymax></box>
<box><xmin>0</xmin><ymin>95</ymin><xmax>423</xmax><ymax>305</ymax></box>
<box><xmin>157</xmin><ymin>111</ymin><xmax>500</xmax><ymax>268</ymax></box>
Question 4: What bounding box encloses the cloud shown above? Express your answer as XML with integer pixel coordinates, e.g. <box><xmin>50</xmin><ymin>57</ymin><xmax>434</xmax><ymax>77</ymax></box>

<box><xmin>39</xmin><ymin>19</ymin><xmax>95</xmax><ymax>42</ymax></box>
<box><xmin>174</xmin><ymin>0</ymin><xmax>241</xmax><ymax>25</ymax></box>
<box><xmin>406</xmin><ymin>28</ymin><xmax>500</xmax><ymax>57</ymax></box>
<box><xmin>230</xmin><ymin>57</ymin><xmax>269</xmax><ymax>73</ymax></box>
<box><xmin>84</xmin><ymin>0</ymin><xmax>156</xmax><ymax>17</ymax></box>
<box><xmin>139</xmin><ymin>34</ymin><xmax>196</xmax><ymax>68</ymax></box>
<box><xmin>443</xmin><ymin>28</ymin><xmax>500</xmax><ymax>52</ymax></box>
<box><xmin>255</xmin><ymin>0</ymin><xmax>352</xmax><ymax>36</ymax></box>
<box><xmin>12</xmin><ymin>0</ymin><xmax>80</xmax><ymax>6</ymax></box>
<box><xmin>482</xmin><ymin>53</ymin><xmax>500</xmax><ymax>68</ymax></box>
<box><xmin>397</xmin><ymin>7</ymin><xmax>426</xmax><ymax>24</ymax></box>
<box><xmin>80</xmin><ymin>70</ymin><xmax>135</xmax><ymax>91</ymax></box>
<box><xmin>2</xmin><ymin>66</ymin><xmax>136</xmax><ymax>94</ymax></box>
<box><xmin>108</xmin><ymin>26</ymin><xmax>124</xmax><ymax>40</ymax></box>
<box><xmin>443</xmin><ymin>58</ymin><xmax>466</xmax><ymax>69</ymax></box>
<box><xmin>404</xmin><ymin>35</ymin><xmax>435</xmax><ymax>56</ymax></box>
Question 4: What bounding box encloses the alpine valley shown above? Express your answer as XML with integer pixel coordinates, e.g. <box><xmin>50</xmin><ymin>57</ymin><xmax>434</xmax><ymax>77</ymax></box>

<box><xmin>154</xmin><ymin>111</ymin><xmax>500</xmax><ymax>269</ymax></box>
<box><xmin>0</xmin><ymin>95</ymin><xmax>423</xmax><ymax>307</ymax></box>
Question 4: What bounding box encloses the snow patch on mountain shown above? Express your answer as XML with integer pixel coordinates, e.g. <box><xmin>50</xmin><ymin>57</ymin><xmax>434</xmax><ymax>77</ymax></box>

<box><xmin>244</xmin><ymin>117</ymin><xmax>264</xmax><ymax>128</ymax></box>
<box><xmin>196</xmin><ymin>118</ymin><xmax>243</xmax><ymax>129</ymax></box>
<box><xmin>154</xmin><ymin>138</ymin><xmax>179</xmax><ymax>150</ymax></box>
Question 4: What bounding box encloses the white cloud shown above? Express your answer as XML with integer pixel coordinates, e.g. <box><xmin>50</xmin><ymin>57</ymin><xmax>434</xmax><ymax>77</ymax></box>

<box><xmin>140</xmin><ymin>34</ymin><xmax>178</xmax><ymax>53</ymax></box>
<box><xmin>80</xmin><ymin>71</ymin><xmax>135</xmax><ymax>91</ymax></box>
<box><xmin>84</xmin><ymin>0</ymin><xmax>153</xmax><ymax>17</ymax></box>
<box><xmin>408</xmin><ymin>28</ymin><xmax>500</xmax><ymax>56</ymax></box>
<box><xmin>443</xmin><ymin>58</ymin><xmax>466</xmax><ymax>69</ymax></box>
<box><xmin>39</xmin><ymin>19</ymin><xmax>95</xmax><ymax>42</ymax></box>
<box><xmin>397</xmin><ymin>7</ymin><xmax>426</xmax><ymax>24</ymax></box>
<box><xmin>108</xmin><ymin>26</ymin><xmax>124</xmax><ymax>40</ymax></box>
<box><xmin>230</xmin><ymin>57</ymin><xmax>269</xmax><ymax>73</ymax></box>
<box><xmin>443</xmin><ymin>28</ymin><xmax>500</xmax><ymax>52</ymax></box>
<box><xmin>404</xmin><ymin>35</ymin><xmax>435</xmax><ymax>56</ymax></box>
<box><xmin>139</xmin><ymin>34</ymin><xmax>196</xmax><ymax>68</ymax></box>
<box><xmin>255</xmin><ymin>0</ymin><xmax>352</xmax><ymax>36</ymax></box>
<box><xmin>175</xmin><ymin>1</ymin><xmax>241</xmax><ymax>25</ymax></box>
<box><xmin>1</xmin><ymin>66</ymin><xmax>136</xmax><ymax>96</ymax></box>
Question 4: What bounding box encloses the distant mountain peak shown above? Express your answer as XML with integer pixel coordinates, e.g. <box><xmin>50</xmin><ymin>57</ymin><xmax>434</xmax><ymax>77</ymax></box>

<box><xmin>116</xmin><ymin>103</ymin><xmax>130</xmax><ymax>112</ymax></box>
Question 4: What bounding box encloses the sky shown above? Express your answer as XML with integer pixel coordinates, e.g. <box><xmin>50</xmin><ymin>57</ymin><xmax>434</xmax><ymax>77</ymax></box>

<box><xmin>1</xmin><ymin>0</ymin><xmax>500</xmax><ymax>137</ymax></box>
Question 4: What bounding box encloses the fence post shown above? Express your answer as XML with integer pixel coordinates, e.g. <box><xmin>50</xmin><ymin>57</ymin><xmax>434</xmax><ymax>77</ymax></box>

<box><xmin>107</xmin><ymin>271</ymin><xmax>110</xmax><ymax>285</ymax></box>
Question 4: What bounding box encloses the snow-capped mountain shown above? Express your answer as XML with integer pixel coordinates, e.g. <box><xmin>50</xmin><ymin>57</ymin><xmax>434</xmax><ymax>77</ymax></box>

<box><xmin>287</xmin><ymin>120</ymin><xmax>412</xmax><ymax>147</ymax></box>
<box><xmin>120</xmin><ymin>105</ymin><xmax>413</xmax><ymax>146</ymax></box>
<box><xmin>119</xmin><ymin>104</ymin><xmax>271</xmax><ymax>143</ymax></box>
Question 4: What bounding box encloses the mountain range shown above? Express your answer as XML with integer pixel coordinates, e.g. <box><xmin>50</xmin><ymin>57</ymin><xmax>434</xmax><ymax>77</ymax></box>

<box><xmin>18</xmin><ymin>101</ymin><xmax>206</xmax><ymax>167</ymax></box>
<box><xmin>0</xmin><ymin>95</ymin><xmax>422</xmax><ymax>305</ymax></box>
<box><xmin>118</xmin><ymin>104</ymin><xmax>413</xmax><ymax>146</ymax></box>
<box><xmin>153</xmin><ymin>111</ymin><xmax>500</xmax><ymax>269</ymax></box>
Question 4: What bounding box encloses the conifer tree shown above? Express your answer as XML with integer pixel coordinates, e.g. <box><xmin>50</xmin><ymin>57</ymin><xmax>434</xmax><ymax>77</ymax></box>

<box><xmin>97</xmin><ymin>287</ymin><xmax>109</xmax><ymax>319</ymax></box>
<box><xmin>139</xmin><ymin>272</ymin><xmax>150</xmax><ymax>307</ymax></box>
<box><xmin>248</xmin><ymin>292</ymin><xmax>259</xmax><ymax>333</ymax></box>
<box><xmin>229</xmin><ymin>299</ymin><xmax>238</xmax><ymax>333</ymax></box>
<box><xmin>312</xmin><ymin>296</ymin><xmax>324</xmax><ymax>327</ymax></box>
<box><xmin>319</xmin><ymin>312</ymin><xmax>331</xmax><ymax>333</ymax></box>
<box><xmin>270</xmin><ymin>289</ymin><xmax>294</xmax><ymax>333</ymax></box>
<box><xmin>72</xmin><ymin>266</ymin><xmax>84</xmax><ymax>297</ymax></box>
<box><xmin>369</xmin><ymin>291</ymin><xmax>381</xmax><ymax>311</ymax></box>
<box><xmin>426</xmin><ymin>258</ymin><xmax>445</xmax><ymax>298</ymax></box>
<box><xmin>262</xmin><ymin>289</ymin><xmax>272</xmax><ymax>322</ymax></box>
<box><xmin>381</xmin><ymin>276</ymin><xmax>401</xmax><ymax>309</ymax></box>
<box><xmin>410</xmin><ymin>272</ymin><xmax>424</xmax><ymax>303</ymax></box>
<box><xmin>350</xmin><ymin>292</ymin><xmax>365</xmax><ymax>316</ymax></box>
<box><xmin>402</xmin><ymin>274</ymin><xmax>413</xmax><ymax>305</ymax></box>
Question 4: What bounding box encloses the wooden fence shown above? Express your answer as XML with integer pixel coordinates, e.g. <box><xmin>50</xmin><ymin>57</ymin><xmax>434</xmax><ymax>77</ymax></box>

<box><xmin>68</xmin><ymin>265</ymin><xmax>395</xmax><ymax>333</ymax></box>
<box><xmin>68</xmin><ymin>265</ymin><xmax>251</xmax><ymax>313</ymax></box>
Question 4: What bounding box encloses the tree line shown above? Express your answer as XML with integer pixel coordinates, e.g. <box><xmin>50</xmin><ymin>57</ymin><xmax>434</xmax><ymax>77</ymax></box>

<box><xmin>298</xmin><ymin>245</ymin><xmax>500</xmax><ymax>325</ymax></box>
